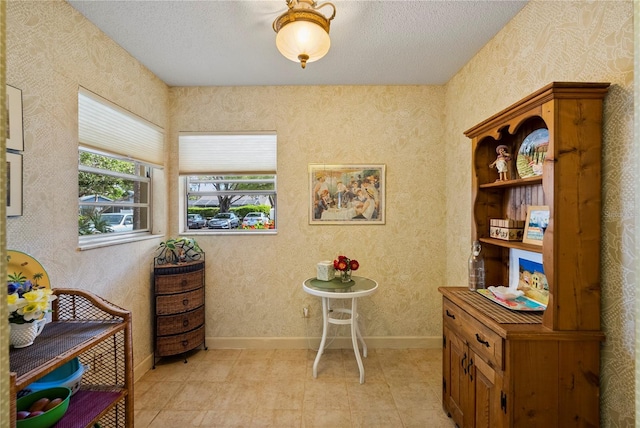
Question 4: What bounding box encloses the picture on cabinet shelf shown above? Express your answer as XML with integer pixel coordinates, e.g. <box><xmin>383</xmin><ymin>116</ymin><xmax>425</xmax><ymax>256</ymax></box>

<box><xmin>510</xmin><ymin>249</ymin><xmax>548</xmax><ymax>306</ymax></box>
<box><xmin>309</xmin><ymin>164</ymin><xmax>385</xmax><ymax>225</ymax></box>
<box><xmin>522</xmin><ymin>205</ymin><xmax>549</xmax><ymax>245</ymax></box>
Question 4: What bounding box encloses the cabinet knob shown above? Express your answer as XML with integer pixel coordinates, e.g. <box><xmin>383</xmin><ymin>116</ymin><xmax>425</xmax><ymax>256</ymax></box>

<box><xmin>182</xmin><ymin>340</ymin><xmax>189</xmax><ymax>347</ymax></box>
<box><xmin>183</xmin><ymin>319</ymin><xmax>189</xmax><ymax>327</ymax></box>
<box><xmin>181</xmin><ymin>279</ymin><xmax>188</xmax><ymax>287</ymax></box>
<box><xmin>183</xmin><ymin>299</ymin><xmax>189</xmax><ymax>306</ymax></box>
<box><xmin>445</xmin><ymin>310</ymin><xmax>456</xmax><ymax>319</ymax></box>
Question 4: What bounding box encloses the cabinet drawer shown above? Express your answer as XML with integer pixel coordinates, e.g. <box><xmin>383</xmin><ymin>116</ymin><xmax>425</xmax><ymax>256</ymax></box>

<box><xmin>443</xmin><ymin>299</ymin><xmax>504</xmax><ymax>370</ymax></box>
<box><xmin>155</xmin><ymin>269</ymin><xmax>204</xmax><ymax>294</ymax></box>
<box><xmin>156</xmin><ymin>287</ymin><xmax>204</xmax><ymax>316</ymax></box>
<box><xmin>155</xmin><ymin>325</ymin><xmax>205</xmax><ymax>357</ymax></box>
<box><xmin>156</xmin><ymin>306</ymin><xmax>205</xmax><ymax>336</ymax></box>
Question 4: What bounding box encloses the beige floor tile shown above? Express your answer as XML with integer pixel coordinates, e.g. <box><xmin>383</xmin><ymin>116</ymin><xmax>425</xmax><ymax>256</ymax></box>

<box><xmin>211</xmin><ymin>380</ymin><xmax>264</xmax><ymax>409</ymax></box>
<box><xmin>389</xmin><ymin>381</ymin><xmax>441</xmax><ymax>411</ymax></box>
<box><xmin>227</xmin><ymin>358</ymin><xmax>272</xmax><ymax>381</ymax></box>
<box><xmin>350</xmin><ymin>408</ymin><xmax>404</xmax><ymax>427</ymax></box>
<box><xmin>146</xmin><ymin>409</ymin><xmax>208</xmax><ymax>427</ymax></box>
<box><xmin>303</xmin><ymin>380</ymin><xmax>350</xmax><ymax>410</ymax></box>
<box><xmin>250</xmin><ymin>408</ymin><xmax>302</xmax><ymax>427</ymax></box>
<box><xmin>164</xmin><ymin>382</ymin><xmax>219</xmax><ymax>410</ymax></box>
<box><xmin>302</xmin><ymin>409</ymin><xmax>352</xmax><ymax>428</ymax></box>
<box><xmin>134</xmin><ymin>381</ymin><xmax>183</xmax><ymax>410</ymax></box>
<box><xmin>200</xmin><ymin>408</ymin><xmax>255</xmax><ymax>427</ymax></box>
<box><xmin>196</xmin><ymin>348</ymin><xmax>243</xmax><ymax>362</ymax></box>
<box><xmin>267</xmin><ymin>358</ymin><xmax>307</xmax><ymax>380</ymax></box>
<box><xmin>238</xmin><ymin>348</ymin><xmax>275</xmax><ymax>360</ymax></box>
<box><xmin>134</xmin><ymin>409</ymin><xmax>159</xmax><ymax>427</ymax></box>
<box><xmin>134</xmin><ymin>348</ymin><xmax>453</xmax><ymax>427</ymax></box>
<box><xmin>346</xmin><ymin>381</ymin><xmax>396</xmax><ymax>411</ymax></box>
<box><xmin>187</xmin><ymin>360</ymin><xmax>235</xmax><ymax>382</ymax></box>
<box><xmin>259</xmin><ymin>379</ymin><xmax>305</xmax><ymax>410</ymax></box>
<box><xmin>397</xmin><ymin>407</ymin><xmax>457</xmax><ymax>428</ymax></box>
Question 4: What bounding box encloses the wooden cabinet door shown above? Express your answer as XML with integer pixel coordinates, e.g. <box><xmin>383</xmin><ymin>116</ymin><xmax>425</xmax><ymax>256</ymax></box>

<box><xmin>445</xmin><ymin>326</ymin><xmax>467</xmax><ymax>427</ymax></box>
<box><xmin>472</xmin><ymin>351</ymin><xmax>507</xmax><ymax>428</ymax></box>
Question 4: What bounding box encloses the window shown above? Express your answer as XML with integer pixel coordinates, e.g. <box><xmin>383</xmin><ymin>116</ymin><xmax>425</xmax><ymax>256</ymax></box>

<box><xmin>78</xmin><ymin>149</ymin><xmax>152</xmax><ymax>235</ymax></box>
<box><xmin>78</xmin><ymin>89</ymin><xmax>164</xmax><ymax>243</ymax></box>
<box><xmin>179</xmin><ymin>133</ymin><xmax>277</xmax><ymax>232</ymax></box>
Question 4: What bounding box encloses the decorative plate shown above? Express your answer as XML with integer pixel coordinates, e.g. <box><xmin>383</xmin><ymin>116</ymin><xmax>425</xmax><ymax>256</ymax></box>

<box><xmin>516</xmin><ymin>129</ymin><xmax>549</xmax><ymax>178</ymax></box>
<box><xmin>7</xmin><ymin>250</ymin><xmax>50</xmax><ymax>288</ymax></box>
<box><xmin>477</xmin><ymin>288</ymin><xmax>546</xmax><ymax>312</ymax></box>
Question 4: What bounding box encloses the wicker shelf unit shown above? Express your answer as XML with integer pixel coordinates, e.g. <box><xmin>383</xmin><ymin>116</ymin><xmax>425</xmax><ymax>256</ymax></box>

<box><xmin>9</xmin><ymin>288</ymin><xmax>133</xmax><ymax>428</ymax></box>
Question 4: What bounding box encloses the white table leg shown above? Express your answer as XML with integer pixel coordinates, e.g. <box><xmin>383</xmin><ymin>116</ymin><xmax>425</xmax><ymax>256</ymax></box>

<box><xmin>313</xmin><ymin>296</ymin><xmax>330</xmax><ymax>378</ymax></box>
<box><xmin>351</xmin><ymin>297</ymin><xmax>366</xmax><ymax>384</ymax></box>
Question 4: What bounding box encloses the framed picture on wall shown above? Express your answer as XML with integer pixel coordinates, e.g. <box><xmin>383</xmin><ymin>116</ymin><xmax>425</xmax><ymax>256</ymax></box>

<box><xmin>309</xmin><ymin>164</ymin><xmax>385</xmax><ymax>225</ymax></box>
<box><xmin>6</xmin><ymin>85</ymin><xmax>24</xmax><ymax>151</ymax></box>
<box><xmin>6</xmin><ymin>151</ymin><xmax>23</xmax><ymax>216</ymax></box>
<box><xmin>522</xmin><ymin>205</ymin><xmax>549</xmax><ymax>245</ymax></box>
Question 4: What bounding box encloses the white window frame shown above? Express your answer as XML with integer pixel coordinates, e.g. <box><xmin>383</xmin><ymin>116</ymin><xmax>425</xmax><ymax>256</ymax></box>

<box><xmin>78</xmin><ymin>88</ymin><xmax>164</xmax><ymax>248</ymax></box>
<box><xmin>179</xmin><ymin>132</ymin><xmax>277</xmax><ymax>234</ymax></box>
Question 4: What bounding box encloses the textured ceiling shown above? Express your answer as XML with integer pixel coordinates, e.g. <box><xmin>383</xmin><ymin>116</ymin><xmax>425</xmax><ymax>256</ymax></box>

<box><xmin>67</xmin><ymin>0</ymin><xmax>528</xmax><ymax>87</ymax></box>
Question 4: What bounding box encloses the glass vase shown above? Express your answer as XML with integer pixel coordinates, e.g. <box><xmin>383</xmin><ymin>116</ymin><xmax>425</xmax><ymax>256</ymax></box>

<box><xmin>340</xmin><ymin>269</ymin><xmax>352</xmax><ymax>283</ymax></box>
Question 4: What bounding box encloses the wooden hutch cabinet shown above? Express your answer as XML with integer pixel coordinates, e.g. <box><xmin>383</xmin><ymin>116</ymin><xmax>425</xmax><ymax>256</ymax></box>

<box><xmin>440</xmin><ymin>82</ymin><xmax>609</xmax><ymax>427</ymax></box>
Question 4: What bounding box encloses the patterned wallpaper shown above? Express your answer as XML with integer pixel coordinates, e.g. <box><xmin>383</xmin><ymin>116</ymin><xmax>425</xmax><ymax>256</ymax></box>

<box><xmin>444</xmin><ymin>1</ymin><xmax>635</xmax><ymax>426</ymax></box>
<box><xmin>3</xmin><ymin>0</ymin><xmax>168</xmax><ymax>382</ymax></box>
<box><xmin>0</xmin><ymin>0</ymin><xmax>635</xmax><ymax>426</ymax></box>
<box><xmin>168</xmin><ymin>85</ymin><xmax>448</xmax><ymax>342</ymax></box>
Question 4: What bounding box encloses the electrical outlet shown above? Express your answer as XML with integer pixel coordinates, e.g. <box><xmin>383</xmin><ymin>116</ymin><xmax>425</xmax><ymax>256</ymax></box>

<box><xmin>303</xmin><ymin>307</ymin><xmax>309</xmax><ymax>318</ymax></box>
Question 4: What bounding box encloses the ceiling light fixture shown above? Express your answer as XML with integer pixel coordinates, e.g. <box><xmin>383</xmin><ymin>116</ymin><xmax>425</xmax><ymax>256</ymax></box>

<box><xmin>272</xmin><ymin>0</ymin><xmax>336</xmax><ymax>69</ymax></box>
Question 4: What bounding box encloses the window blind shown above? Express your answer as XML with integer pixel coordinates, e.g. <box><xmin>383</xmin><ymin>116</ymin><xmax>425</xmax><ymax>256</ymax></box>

<box><xmin>78</xmin><ymin>88</ymin><xmax>164</xmax><ymax>165</ymax></box>
<box><xmin>179</xmin><ymin>132</ymin><xmax>277</xmax><ymax>175</ymax></box>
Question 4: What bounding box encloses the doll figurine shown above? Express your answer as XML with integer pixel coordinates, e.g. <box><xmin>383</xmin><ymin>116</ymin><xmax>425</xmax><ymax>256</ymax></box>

<box><xmin>489</xmin><ymin>145</ymin><xmax>511</xmax><ymax>181</ymax></box>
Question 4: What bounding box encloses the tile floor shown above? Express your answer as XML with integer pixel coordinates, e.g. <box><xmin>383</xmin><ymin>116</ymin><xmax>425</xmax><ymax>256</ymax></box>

<box><xmin>134</xmin><ymin>347</ymin><xmax>456</xmax><ymax>427</ymax></box>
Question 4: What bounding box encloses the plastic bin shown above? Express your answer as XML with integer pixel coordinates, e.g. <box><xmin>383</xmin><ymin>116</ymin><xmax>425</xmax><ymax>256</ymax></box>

<box><xmin>27</xmin><ymin>358</ymin><xmax>84</xmax><ymax>396</ymax></box>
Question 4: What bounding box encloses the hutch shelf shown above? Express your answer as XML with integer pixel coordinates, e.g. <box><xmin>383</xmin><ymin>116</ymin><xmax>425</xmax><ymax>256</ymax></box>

<box><xmin>9</xmin><ymin>288</ymin><xmax>133</xmax><ymax>428</ymax></box>
<box><xmin>440</xmin><ymin>82</ymin><xmax>609</xmax><ymax>427</ymax></box>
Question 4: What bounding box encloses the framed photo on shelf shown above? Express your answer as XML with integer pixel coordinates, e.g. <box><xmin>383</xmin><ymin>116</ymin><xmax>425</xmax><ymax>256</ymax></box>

<box><xmin>6</xmin><ymin>151</ymin><xmax>23</xmax><ymax>216</ymax></box>
<box><xmin>309</xmin><ymin>164</ymin><xmax>385</xmax><ymax>225</ymax></box>
<box><xmin>522</xmin><ymin>205</ymin><xmax>549</xmax><ymax>245</ymax></box>
<box><xmin>509</xmin><ymin>248</ymin><xmax>548</xmax><ymax>305</ymax></box>
<box><xmin>6</xmin><ymin>85</ymin><xmax>24</xmax><ymax>151</ymax></box>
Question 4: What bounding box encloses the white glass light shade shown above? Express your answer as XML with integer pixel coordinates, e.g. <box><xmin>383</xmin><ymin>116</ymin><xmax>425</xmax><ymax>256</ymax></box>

<box><xmin>276</xmin><ymin>20</ymin><xmax>331</xmax><ymax>66</ymax></box>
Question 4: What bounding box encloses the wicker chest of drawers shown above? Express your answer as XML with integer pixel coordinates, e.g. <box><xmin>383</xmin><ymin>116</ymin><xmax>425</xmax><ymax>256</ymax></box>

<box><xmin>153</xmin><ymin>259</ymin><xmax>206</xmax><ymax>365</ymax></box>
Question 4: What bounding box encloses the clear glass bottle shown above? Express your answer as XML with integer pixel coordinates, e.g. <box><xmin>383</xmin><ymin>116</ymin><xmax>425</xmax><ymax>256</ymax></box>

<box><xmin>468</xmin><ymin>240</ymin><xmax>485</xmax><ymax>291</ymax></box>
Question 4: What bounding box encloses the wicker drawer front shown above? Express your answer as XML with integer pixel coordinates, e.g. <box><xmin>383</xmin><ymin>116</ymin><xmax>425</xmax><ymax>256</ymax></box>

<box><xmin>156</xmin><ymin>288</ymin><xmax>204</xmax><ymax>316</ymax></box>
<box><xmin>155</xmin><ymin>269</ymin><xmax>204</xmax><ymax>294</ymax></box>
<box><xmin>155</xmin><ymin>325</ymin><xmax>205</xmax><ymax>357</ymax></box>
<box><xmin>156</xmin><ymin>306</ymin><xmax>205</xmax><ymax>336</ymax></box>
<box><xmin>443</xmin><ymin>299</ymin><xmax>504</xmax><ymax>370</ymax></box>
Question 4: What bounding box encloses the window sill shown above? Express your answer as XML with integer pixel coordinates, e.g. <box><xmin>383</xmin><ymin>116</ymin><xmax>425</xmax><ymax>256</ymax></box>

<box><xmin>181</xmin><ymin>230</ymin><xmax>278</xmax><ymax>236</ymax></box>
<box><xmin>78</xmin><ymin>233</ymin><xmax>164</xmax><ymax>251</ymax></box>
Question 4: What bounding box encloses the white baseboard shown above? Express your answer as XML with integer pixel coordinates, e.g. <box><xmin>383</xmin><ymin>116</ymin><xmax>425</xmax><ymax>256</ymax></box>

<box><xmin>134</xmin><ymin>336</ymin><xmax>443</xmax><ymax>382</ymax></box>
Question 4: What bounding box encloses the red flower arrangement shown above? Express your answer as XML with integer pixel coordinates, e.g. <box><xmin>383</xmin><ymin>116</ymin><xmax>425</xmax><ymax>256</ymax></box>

<box><xmin>333</xmin><ymin>255</ymin><xmax>359</xmax><ymax>272</ymax></box>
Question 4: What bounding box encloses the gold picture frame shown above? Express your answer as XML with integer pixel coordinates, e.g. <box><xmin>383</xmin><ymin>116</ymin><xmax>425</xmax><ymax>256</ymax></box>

<box><xmin>522</xmin><ymin>205</ymin><xmax>549</xmax><ymax>246</ymax></box>
<box><xmin>309</xmin><ymin>164</ymin><xmax>385</xmax><ymax>225</ymax></box>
